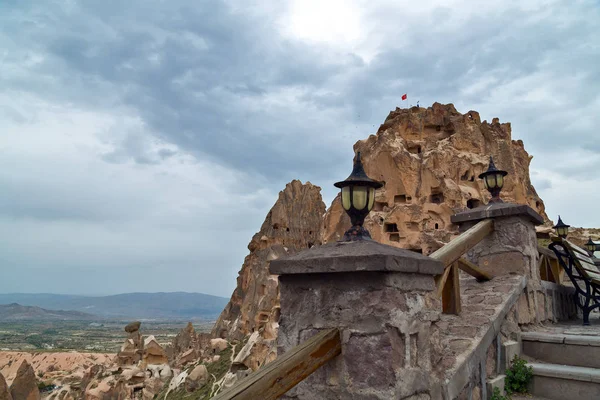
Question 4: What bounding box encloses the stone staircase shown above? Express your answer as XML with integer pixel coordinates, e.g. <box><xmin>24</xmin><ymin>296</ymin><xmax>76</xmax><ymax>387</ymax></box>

<box><xmin>520</xmin><ymin>331</ymin><xmax>600</xmax><ymax>400</ymax></box>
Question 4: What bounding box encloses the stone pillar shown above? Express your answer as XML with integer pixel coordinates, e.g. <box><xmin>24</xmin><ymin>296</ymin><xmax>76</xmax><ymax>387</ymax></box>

<box><xmin>270</xmin><ymin>240</ymin><xmax>444</xmax><ymax>400</ymax></box>
<box><xmin>451</xmin><ymin>203</ymin><xmax>545</xmax><ymax>323</ymax></box>
<box><xmin>451</xmin><ymin>203</ymin><xmax>544</xmax><ymax>282</ymax></box>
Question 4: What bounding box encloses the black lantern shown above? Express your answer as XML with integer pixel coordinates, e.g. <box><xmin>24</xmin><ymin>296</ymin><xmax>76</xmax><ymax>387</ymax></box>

<box><xmin>334</xmin><ymin>151</ymin><xmax>383</xmax><ymax>241</ymax></box>
<box><xmin>478</xmin><ymin>156</ymin><xmax>508</xmax><ymax>203</ymax></box>
<box><xmin>585</xmin><ymin>237</ymin><xmax>597</xmax><ymax>256</ymax></box>
<box><xmin>553</xmin><ymin>216</ymin><xmax>570</xmax><ymax>239</ymax></box>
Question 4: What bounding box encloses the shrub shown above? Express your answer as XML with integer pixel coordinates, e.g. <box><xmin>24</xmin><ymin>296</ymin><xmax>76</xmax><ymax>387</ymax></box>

<box><xmin>490</xmin><ymin>387</ymin><xmax>508</xmax><ymax>400</ymax></box>
<box><xmin>505</xmin><ymin>355</ymin><xmax>533</xmax><ymax>395</ymax></box>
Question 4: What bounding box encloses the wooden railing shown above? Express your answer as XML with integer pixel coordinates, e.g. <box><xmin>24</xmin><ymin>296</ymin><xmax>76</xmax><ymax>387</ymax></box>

<box><xmin>538</xmin><ymin>245</ymin><xmax>564</xmax><ymax>284</ymax></box>
<box><xmin>430</xmin><ymin>219</ymin><xmax>494</xmax><ymax>314</ymax></box>
<box><xmin>212</xmin><ymin>328</ymin><xmax>341</xmax><ymax>400</ymax></box>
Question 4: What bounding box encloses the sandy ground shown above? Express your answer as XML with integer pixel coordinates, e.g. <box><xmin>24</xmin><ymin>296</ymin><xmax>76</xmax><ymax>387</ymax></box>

<box><xmin>0</xmin><ymin>351</ymin><xmax>116</xmax><ymax>385</ymax></box>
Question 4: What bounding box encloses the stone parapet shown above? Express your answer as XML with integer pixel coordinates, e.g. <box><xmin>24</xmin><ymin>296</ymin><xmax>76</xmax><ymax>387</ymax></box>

<box><xmin>270</xmin><ymin>240</ymin><xmax>443</xmax><ymax>399</ymax></box>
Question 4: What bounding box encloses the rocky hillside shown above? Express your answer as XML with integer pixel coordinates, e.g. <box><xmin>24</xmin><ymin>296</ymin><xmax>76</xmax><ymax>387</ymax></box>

<box><xmin>211</xmin><ymin>180</ymin><xmax>326</xmax><ymax>370</ymax></box>
<box><xmin>324</xmin><ymin>103</ymin><xmax>547</xmax><ymax>254</ymax></box>
<box><xmin>0</xmin><ymin>303</ymin><xmax>95</xmax><ymax>321</ymax></box>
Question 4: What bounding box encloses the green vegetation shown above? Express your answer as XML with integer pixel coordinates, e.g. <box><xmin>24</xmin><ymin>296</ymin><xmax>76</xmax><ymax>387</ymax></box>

<box><xmin>490</xmin><ymin>387</ymin><xmax>508</xmax><ymax>400</ymax></box>
<box><xmin>0</xmin><ymin>320</ymin><xmax>212</xmax><ymax>353</ymax></box>
<box><xmin>157</xmin><ymin>340</ymin><xmax>246</xmax><ymax>400</ymax></box>
<box><xmin>505</xmin><ymin>355</ymin><xmax>533</xmax><ymax>396</ymax></box>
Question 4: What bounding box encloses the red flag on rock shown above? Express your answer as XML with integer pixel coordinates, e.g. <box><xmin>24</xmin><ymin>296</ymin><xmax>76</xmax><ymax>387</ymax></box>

<box><xmin>401</xmin><ymin>94</ymin><xmax>407</xmax><ymax>100</ymax></box>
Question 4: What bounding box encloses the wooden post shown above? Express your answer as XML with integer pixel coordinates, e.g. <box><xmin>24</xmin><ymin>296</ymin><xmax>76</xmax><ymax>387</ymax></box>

<box><xmin>430</xmin><ymin>219</ymin><xmax>494</xmax><ymax>267</ymax></box>
<box><xmin>212</xmin><ymin>328</ymin><xmax>341</xmax><ymax>400</ymax></box>
<box><xmin>442</xmin><ymin>262</ymin><xmax>461</xmax><ymax>315</ymax></box>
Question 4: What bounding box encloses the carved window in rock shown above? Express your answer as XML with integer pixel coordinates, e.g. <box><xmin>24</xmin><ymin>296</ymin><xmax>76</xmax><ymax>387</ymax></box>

<box><xmin>467</xmin><ymin>199</ymin><xmax>481</xmax><ymax>209</ymax></box>
<box><xmin>429</xmin><ymin>192</ymin><xmax>444</xmax><ymax>204</ymax></box>
<box><xmin>373</xmin><ymin>201</ymin><xmax>387</xmax><ymax>211</ymax></box>
<box><xmin>394</xmin><ymin>194</ymin><xmax>407</xmax><ymax>204</ymax></box>
<box><xmin>408</xmin><ymin>145</ymin><xmax>422</xmax><ymax>154</ymax></box>
<box><xmin>384</xmin><ymin>223</ymin><xmax>399</xmax><ymax>233</ymax></box>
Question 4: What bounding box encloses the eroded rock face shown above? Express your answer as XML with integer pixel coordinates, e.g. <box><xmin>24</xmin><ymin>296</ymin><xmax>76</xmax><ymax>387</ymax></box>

<box><xmin>0</xmin><ymin>372</ymin><xmax>12</xmax><ymax>400</ymax></box>
<box><xmin>211</xmin><ymin>180</ymin><xmax>326</xmax><ymax>370</ymax></box>
<box><xmin>166</xmin><ymin>322</ymin><xmax>211</xmax><ymax>368</ymax></box>
<box><xmin>117</xmin><ymin>321</ymin><xmax>144</xmax><ymax>366</ymax></box>
<box><xmin>9</xmin><ymin>360</ymin><xmax>39</xmax><ymax>400</ymax></box>
<box><xmin>142</xmin><ymin>335</ymin><xmax>169</xmax><ymax>367</ymax></box>
<box><xmin>323</xmin><ymin>103</ymin><xmax>548</xmax><ymax>253</ymax></box>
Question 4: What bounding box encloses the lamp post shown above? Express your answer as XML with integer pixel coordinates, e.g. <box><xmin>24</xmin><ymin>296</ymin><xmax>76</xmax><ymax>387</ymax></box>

<box><xmin>585</xmin><ymin>237</ymin><xmax>597</xmax><ymax>257</ymax></box>
<box><xmin>553</xmin><ymin>216</ymin><xmax>570</xmax><ymax>239</ymax></box>
<box><xmin>478</xmin><ymin>156</ymin><xmax>508</xmax><ymax>204</ymax></box>
<box><xmin>334</xmin><ymin>151</ymin><xmax>383</xmax><ymax>241</ymax></box>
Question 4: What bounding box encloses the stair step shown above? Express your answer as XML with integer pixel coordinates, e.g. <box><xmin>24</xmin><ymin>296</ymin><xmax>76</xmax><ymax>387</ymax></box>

<box><xmin>521</xmin><ymin>332</ymin><xmax>600</xmax><ymax>369</ymax></box>
<box><xmin>527</xmin><ymin>362</ymin><xmax>600</xmax><ymax>400</ymax></box>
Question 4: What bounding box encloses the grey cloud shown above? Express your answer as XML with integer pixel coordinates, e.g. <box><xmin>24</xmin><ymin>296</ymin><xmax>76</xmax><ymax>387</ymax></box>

<box><xmin>1</xmin><ymin>0</ymin><xmax>599</xmax><ymax>296</ymax></box>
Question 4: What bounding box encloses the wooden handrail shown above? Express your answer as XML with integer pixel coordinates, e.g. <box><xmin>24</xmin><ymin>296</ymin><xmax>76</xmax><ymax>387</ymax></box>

<box><xmin>430</xmin><ymin>219</ymin><xmax>494</xmax><ymax>315</ymax></box>
<box><xmin>430</xmin><ymin>219</ymin><xmax>494</xmax><ymax>267</ymax></box>
<box><xmin>212</xmin><ymin>328</ymin><xmax>341</xmax><ymax>400</ymax></box>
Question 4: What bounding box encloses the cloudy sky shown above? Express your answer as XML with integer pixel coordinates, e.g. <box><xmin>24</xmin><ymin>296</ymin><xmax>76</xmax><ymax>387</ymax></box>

<box><xmin>1</xmin><ymin>0</ymin><xmax>599</xmax><ymax>297</ymax></box>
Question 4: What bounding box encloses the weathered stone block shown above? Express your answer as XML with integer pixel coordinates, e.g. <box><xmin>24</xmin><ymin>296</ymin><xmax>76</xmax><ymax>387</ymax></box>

<box><xmin>477</xmin><ymin>252</ymin><xmax>528</xmax><ymax>277</ymax></box>
<box><xmin>502</xmin><ymin>341</ymin><xmax>520</xmax><ymax>372</ymax></box>
<box><xmin>487</xmin><ymin>375</ymin><xmax>505</xmax><ymax>399</ymax></box>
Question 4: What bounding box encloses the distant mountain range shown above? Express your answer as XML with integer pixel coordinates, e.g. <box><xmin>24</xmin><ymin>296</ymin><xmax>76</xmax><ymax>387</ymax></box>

<box><xmin>0</xmin><ymin>292</ymin><xmax>229</xmax><ymax>321</ymax></box>
<box><xmin>0</xmin><ymin>303</ymin><xmax>96</xmax><ymax>321</ymax></box>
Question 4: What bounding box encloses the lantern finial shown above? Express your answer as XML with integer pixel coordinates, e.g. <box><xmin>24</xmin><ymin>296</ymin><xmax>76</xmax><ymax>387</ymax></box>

<box><xmin>552</xmin><ymin>215</ymin><xmax>570</xmax><ymax>239</ymax></box>
<box><xmin>478</xmin><ymin>155</ymin><xmax>508</xmax><ymax>204</ymax></box>
<box><xmin>334</xmin><ymin>151</ymin><xmax>383</xmax><ymax>241</ymax></box>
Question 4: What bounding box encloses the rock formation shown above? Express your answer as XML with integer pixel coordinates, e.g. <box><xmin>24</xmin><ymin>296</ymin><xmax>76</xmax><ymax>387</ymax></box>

<box><xmin>141</xmin><ymin>335</ymin><xmax>169</xmax><ymax>367</ymax></box>
<box><xmin>323</xmin><ymin>103</ymin><xmax>548</xmax><ymax>253</ymax></box>
<box><xmin>117</xmin><ymin>321</ymin><xmax>143</xmax><ymax>366</ymax></box>
<box><xmin>166</xmin><ymin>322</ymin><xmax>211</xmax><ymax>368</ymax></box>
<box><xmin>211</xmin><ymin>180</ymin><xmax>326</xmax><ymax>370</ymax></box>
<box><xmin>0</xmin><ymin>372</ymin><xmax>12</xmax><ymax>400</ymax></box>
<box><xmin>9</xmin><ymin>360</ymin><xmax>40</xmax><ymax>400</ymax></box>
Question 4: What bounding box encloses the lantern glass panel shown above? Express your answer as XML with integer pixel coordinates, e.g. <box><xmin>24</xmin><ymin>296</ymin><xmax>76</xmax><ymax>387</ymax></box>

<box><xmin>353</xmin><ymin>186</ymin><xmax>368</xmax><ymax>210</ymax></box>
<box><xmin>367</xmin><ymin>187</ymin><xmax>375</xmax><ymax>211</ymax></box>
<box><xmin>485</xmin><ymin>174</ymin><xmax>497</xmax><ymax>189</ymax></box>
<box><xmin>496</xmin><ymin>174</ymin><xmax>504</xmax><ymax>188</ymax></box>
<box><xmin>557</xmin><ymin>227</ymin><xmax>568</xmax><ymax>237</ymax></box>
<box><xmin>341</xmin><ymin>187</ymin><xmax>351</xmax><ymax>211</ymax></box>
<box><xmin>586</xmin><ymin>242</ymin><xmax>595</xmax><ymax>252</ymax></box>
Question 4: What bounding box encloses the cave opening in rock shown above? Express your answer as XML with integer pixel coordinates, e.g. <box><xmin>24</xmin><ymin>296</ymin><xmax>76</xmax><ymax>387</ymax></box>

<box><xmin>273</xmin><ymin>223</ymin><xmax>279</xmax><ymax>229</ymax></box>
<box><xmin>373</xmin><ymin>201</ymin><xmax>386</xmax><ymax>211</ymax></box>
<box><xmin>409</xmin><ymin>248</ymin><xmax>423</xmax><ymax>254</ymax></box>
<box><xmin>429</xmin><ymin>192</ymin><xmax>444</xmax><ymax>204</ymax></box>
<box><xmin>394</xmin><ymin>194</ymin><xmax>407</xmax><ymax>204</ymax></box>
<box><xmin>384</xmin><ymin>223</ymin><xmax>399</xmax><ymax>233</ymax></box>
<box><xmin>408</xmin><ymin>145</ymin><xmax>422</xmax><ymax>154</ymax></box>
<box><xmin>467</xmin><ymin>199</ymin><xmax>481</xmax><ymax>209</ymax></box>
<box><xmin>389</xmin><ymin>233</ymin><xmax>400</xmax><ymax>242</ymax></box>
<box><xmin>435</xmin><ymin>223</ymin><xmax>439</xmax><ymax>229</ymax></box>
